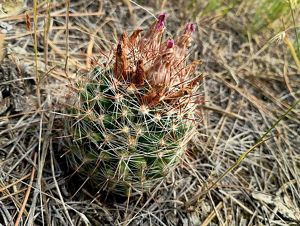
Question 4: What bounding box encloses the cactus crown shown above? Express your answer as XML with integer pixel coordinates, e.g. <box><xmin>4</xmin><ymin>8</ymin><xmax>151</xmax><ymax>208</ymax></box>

<box><xmin>66</xmin><ymin>13</ymin><xmax>201</xmax><ymax>196</ymax></box>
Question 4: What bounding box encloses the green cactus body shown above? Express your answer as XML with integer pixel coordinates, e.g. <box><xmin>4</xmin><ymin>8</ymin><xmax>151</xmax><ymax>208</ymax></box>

<box><xmin>66</xmin><ymin>14</ymin><xmax>201</xmax><ymax>196</ymax></box>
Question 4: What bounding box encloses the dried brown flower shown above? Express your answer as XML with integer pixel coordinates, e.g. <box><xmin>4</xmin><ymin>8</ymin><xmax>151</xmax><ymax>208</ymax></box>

<box><xmin>113</xmin><ymin>13</ymin><xmax>201</xmax><ymax>108</ymax></box>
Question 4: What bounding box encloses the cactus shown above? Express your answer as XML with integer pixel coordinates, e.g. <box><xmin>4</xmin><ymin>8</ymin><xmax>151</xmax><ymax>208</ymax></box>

<box><xmin>66</xmin><ymin>13</ymin><xmax>201</xmax><ymax>196</ymax></box>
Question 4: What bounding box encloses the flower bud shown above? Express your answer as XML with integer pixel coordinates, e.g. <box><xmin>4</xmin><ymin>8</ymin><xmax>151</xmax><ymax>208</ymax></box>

<box><xmin>185</xmin><ymin>23</ymin><xmax>196</xmax><ymax>34</ymax></box>
<box><xmin>156</xmin><ymin>13</ymin><xmax>168</xmax><ymax>31</ymax></box>
<box><xmin>167</xmin><ymin>39</ymin><xmax>175</xmax><ymax>48</ymax></box>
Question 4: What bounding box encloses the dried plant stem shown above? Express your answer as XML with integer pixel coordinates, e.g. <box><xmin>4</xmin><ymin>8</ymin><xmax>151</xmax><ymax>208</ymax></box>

<box><xmin>14</xmin><ymin>153</ymin><xmax>37</xmax><ymax>226</ymax></box>
<box><xmin>0</xmin><ymin>174</ymin><xmax>31</xmax><ymax>193</ymax></box>
<box><xmin>202</xmin><ymin>201</ymin><xmax>224</xmax><ymax>226</ymax></box>
<box><xmin>33</xmin><ymin>0</ymin><xmax>41</xmax><ymax>108</ymax></box>
<box><xmin>284</xmin><ymin>35</ymin><xmax>300</xmax><ymax>72</ymax></box>
<box><xmin>185</xmin><ymin>98</ymin><xmax>300</xmax><ymax>207</ymax></box>
<box><xmin>64</xmin><ymin>0</ymin><xmax>70</xmax><ymax>75</ymax></box>
<box><xmin>43</xmin><ymin>0</ymin><xmax>51</xmax><ymax>72</ymax></box>
<box><xmin>0</xmin><ymin>33</ymin><xmax>5</xmax><ymax>61</ymax></box>
<box><xmin>50</xmin><ymin>139</ymin><xmax>74</xmax><ymax>225</ymax></box>
<box><xmin>288</xmin><ymin>0</ymin><xmax>300</xmax><ymax>51</ymax></box>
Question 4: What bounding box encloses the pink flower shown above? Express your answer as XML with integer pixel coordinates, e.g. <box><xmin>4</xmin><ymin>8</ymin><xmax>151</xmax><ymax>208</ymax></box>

<box><xmin>158</xmin><ymin>13</ymin><xmax>168</xmax><ymax>23</ymax></box>
<box><xmin>167</xmin><ymin>39</ymin><xmax>175</xmax><ymax>48</ymax></box>
<box><xmin>185</xmin><ymin>23</ymin><xmax>196</xmax><ymax>34</ymax></box>
<box><xmin>156</xmin><ymin>13</ymin><xmax>168</xmax><ymax>31</ymax></box>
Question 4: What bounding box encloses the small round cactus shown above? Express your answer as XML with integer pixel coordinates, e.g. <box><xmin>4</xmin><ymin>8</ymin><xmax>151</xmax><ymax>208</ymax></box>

<box><xmin>66</xmin><ymin>14</ymin><xmax>201</xmax><ymax>196</ymax></box>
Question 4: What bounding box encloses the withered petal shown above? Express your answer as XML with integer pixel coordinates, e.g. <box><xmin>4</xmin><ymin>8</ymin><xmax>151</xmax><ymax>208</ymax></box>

<box><xmin>132</xmin><ymin>60</ymin><xmax>145</xmax><ymax>86</ymax></box>
<box><xmin>129</xmin><ymin>29</ymin><xmax>143</xmax><ymax>45</ymax></box>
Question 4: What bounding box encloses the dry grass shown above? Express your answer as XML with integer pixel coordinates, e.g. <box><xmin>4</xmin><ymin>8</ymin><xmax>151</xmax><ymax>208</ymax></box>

<box><xmin>0</xmin><ymin>0</ymin><xmax>299</xmax><ymax>225</ymax></box>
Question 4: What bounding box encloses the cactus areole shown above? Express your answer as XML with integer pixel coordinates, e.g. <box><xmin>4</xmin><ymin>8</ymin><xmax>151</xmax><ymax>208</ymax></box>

<box><xmin>66</xmin><ymin>13</ymin><xmax>202</xmax><ymax>196</ymax></box>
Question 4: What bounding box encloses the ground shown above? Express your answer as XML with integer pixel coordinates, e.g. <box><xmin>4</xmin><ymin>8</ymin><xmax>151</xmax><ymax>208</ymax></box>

<box><xmin>0</xmin><ymin>0</ymin><xmax>300</xmax><ymax>225</ymax></box>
